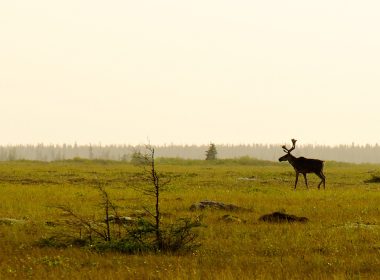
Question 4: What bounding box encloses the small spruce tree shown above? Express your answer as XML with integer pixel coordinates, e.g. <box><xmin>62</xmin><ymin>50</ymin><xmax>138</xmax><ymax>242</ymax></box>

<box><xmin>205</xmin><ymin>143</ymin><xmax>217</xmax><ymax>160</ymax></box>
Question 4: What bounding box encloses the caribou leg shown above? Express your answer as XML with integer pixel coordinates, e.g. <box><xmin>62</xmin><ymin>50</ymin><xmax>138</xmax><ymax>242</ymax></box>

<box><xmin>294</xmin><ymin>172</ymin><xmax>299</xmax><ymax>190</ymax></box>
<box><xmin>316</xmin><ymin>172</ymin><xmax>326</xmax><ymax>189</ymax></box>
<box><xmin>302</xmin><ymin>173</ymin><xmax>308</xmax><ymax>189</ymax></box>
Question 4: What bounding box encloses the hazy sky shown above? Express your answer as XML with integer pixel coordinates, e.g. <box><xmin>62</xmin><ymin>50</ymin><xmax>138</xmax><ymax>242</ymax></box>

<box><xmin>1</xmin><ymin>1</ymin><xmax>380</xmax><ymax>146</ymax></box>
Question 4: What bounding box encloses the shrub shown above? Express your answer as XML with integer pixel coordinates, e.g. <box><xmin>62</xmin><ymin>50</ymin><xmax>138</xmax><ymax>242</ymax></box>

<box><xmin>40</xmin><ymin>146</ymin><xmax>202</xmax><ymax>254</ymax></box>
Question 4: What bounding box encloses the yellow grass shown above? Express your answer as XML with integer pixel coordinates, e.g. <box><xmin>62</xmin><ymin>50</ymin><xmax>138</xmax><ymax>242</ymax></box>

<box><xmin>0</xmin><ymin>159</ymin><xmax>379</xmax><ymax>279</ymax></box>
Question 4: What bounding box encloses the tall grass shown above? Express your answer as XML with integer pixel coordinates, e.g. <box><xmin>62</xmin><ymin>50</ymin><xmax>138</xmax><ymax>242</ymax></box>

<box><xmin>0</xmin><ymin>159</ymin><xmax>379</xmax><ymax>279</ymax></box>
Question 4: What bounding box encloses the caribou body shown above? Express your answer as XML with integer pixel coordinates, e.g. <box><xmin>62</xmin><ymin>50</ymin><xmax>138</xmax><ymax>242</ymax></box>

<box><xmin>279</xmin><ymin>139</ymin><xmax>325</xmax><ymax>190</ymax></box>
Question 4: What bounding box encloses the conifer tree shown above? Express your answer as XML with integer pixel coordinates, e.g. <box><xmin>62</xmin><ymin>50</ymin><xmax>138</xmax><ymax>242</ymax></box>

<box><xmin>205</xmin><ymin>143</ymin><xmax>217</xmax><ymax>160</ymax></box>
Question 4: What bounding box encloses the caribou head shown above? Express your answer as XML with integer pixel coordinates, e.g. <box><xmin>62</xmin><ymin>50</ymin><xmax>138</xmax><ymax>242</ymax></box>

<box><xmin>279</xmin><ymin>138</ymin><xmax>297</xmax><ymax>162</ymax></box>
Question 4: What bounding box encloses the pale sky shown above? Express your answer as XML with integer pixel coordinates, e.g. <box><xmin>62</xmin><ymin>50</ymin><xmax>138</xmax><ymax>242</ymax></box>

<box><xmin>1</xmin><ymin>1</ymin><xmax>380</xmax><ymax>146</ymax></box>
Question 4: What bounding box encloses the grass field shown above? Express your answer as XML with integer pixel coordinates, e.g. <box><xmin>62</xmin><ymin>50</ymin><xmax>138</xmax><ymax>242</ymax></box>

<box><xmin>0</xmin><ymin>158</ymin><xmax>380</xmax><ymax>279</ymax></box>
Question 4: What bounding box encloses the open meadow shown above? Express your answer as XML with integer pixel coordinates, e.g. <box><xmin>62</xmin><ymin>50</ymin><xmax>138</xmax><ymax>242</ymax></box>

<box><xmin>0</xmin><ymin>158</ymin><xmax>380</xmax><ymax>279</ymax></box>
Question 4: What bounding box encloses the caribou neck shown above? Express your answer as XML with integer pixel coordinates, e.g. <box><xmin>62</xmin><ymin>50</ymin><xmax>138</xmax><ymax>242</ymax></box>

<box><xmin>287</xmin><ymin>153</ymin><xmax>298</xmax><ymax>166</ymax></box>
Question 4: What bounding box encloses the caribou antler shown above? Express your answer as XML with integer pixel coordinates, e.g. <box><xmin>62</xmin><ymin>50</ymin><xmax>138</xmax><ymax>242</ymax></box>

<box><xmin>282</xmin><ymin>139</ymin><xmax>297</xmax><ymax>153</ymax></box>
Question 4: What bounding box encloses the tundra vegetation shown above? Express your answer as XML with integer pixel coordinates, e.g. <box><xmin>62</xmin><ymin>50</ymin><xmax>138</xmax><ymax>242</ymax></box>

<box><xmin>0</xmin><ymin>157</ymin><xmax>380</xmax><ymax>279</ymax></box>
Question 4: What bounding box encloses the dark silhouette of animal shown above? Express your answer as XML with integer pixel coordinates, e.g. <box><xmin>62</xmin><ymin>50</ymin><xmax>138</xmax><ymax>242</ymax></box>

<box><xmin>279</xmin><ymin>139</ymin><xmax>325</xmax><ymax>190</ymax></box>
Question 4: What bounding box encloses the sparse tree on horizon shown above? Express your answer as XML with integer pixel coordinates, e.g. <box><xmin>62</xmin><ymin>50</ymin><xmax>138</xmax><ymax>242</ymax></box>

<box><xmin>205</xmin><ymin>143</ymin><xmax>217</xmax><ymax>160</ymax></box>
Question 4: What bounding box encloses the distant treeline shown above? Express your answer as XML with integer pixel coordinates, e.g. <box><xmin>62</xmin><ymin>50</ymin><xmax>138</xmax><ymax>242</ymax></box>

<box><xmin>1</xmin><ymin>143</ymin><xmax>380</xmax><ymax>163</ymax></box>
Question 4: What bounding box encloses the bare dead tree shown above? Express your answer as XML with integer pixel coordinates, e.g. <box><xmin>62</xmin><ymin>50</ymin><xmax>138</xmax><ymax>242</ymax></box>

<box><xmin>132</xmin><ymin>145</ymin><xmax>202</xmax><ymax>252</ymax></box>
<box><xmin>141</xmin><ymin>146</ymin><xmax>170</xmax><ymax>249</ymax></box>
<box><xmin>96</xmin><ymin>182</ymin><xmax>121</xmax><ymax>241</ymax></box>
<box><xmin>279</xmin><ymin>139</ymin><xmax>326</xmax><ymax>190</ymax></box>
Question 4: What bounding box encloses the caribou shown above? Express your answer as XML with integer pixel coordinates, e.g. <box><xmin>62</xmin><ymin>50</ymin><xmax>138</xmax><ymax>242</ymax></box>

<box><xmin>279</xmin><ymin>139</ymin><xmax>325</xmax><ymax>190</ymax></box>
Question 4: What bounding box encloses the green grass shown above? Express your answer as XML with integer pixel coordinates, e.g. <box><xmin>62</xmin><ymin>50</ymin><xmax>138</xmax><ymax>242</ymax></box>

<box><xmin>0</xmin><ymin>159</ymin><xmax>379</xmax><ymax>279</ymax></box>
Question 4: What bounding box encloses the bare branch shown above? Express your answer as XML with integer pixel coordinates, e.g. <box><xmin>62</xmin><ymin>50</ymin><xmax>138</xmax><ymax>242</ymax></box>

<box><xmin>54</xmin><ymin>205</ymin><xmax>108</xmax><ymax>240</ymax></box>
<box><xmin>142</xmin><ymin>206</ymin><xmax>156</xmax><ymax>219</ymax></box>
